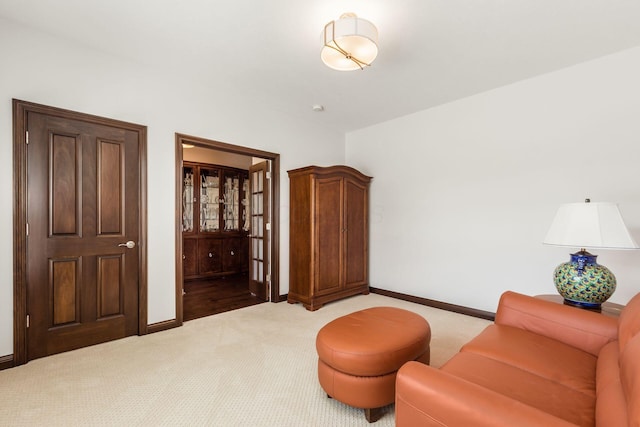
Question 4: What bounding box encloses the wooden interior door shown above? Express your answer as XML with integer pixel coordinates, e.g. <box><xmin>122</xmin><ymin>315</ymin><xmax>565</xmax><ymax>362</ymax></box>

<box><xmin>248</xmin><ymin>161</ymin><xmax>269</xmax><ymax>301</ymax></box>
<box><xmin>22</xmin><ymin>105</ymin><xmax>144</xmax><ymax>361</ymax></box>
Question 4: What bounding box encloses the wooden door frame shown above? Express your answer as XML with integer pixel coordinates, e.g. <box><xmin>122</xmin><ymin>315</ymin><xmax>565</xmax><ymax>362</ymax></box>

<box><xmin>12</xmin><ymin>99</ymin><xmax>148</xmax><ymax>367</ymax></box>
<box><xmin>175</xmin><ymin>133</ymin><xmax>281</xmax><ymax>323</ymax></box>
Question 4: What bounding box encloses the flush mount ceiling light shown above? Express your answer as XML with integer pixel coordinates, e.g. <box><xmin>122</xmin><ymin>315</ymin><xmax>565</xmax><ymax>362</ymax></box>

<box><xmin>321</xmin><ymin>13</ymin><xmax>378</xmax><ymax>71</ymax></box>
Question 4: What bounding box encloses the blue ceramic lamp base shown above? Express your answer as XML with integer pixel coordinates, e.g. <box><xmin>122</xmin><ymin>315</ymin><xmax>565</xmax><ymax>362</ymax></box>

<box><xmin>552</xmin><ymin>250</ymin><xmax>616</xmax><ymax>309</ymax></box>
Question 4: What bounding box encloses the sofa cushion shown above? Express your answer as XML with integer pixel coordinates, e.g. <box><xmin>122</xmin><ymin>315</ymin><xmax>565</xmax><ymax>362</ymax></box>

<box><xmin>396</xmin><ymin>361</ymin><xmax>581</xmax><ymax>427</ymax></box>
<box><xmin>595</xmin><ymin>341</ymin><xmax>627</xmax><ymax>427</ymax></box>
<box><xmin>441</xmin><ymin>352</ymin><xmax>595</xmax><ymax>426</ymax></box>
<box><xmin>461</xmin><ymin>324</ymin><xmax>597</xmax><ymax>396</ymax></box>
<box><xmin>496</xmin><ymin>291</ymin><xmax>617</xmax><ymax>356</ymax></box>
<box><xmin>315</xmin><ymin>307</ymin><xmax>431</xmax><ymax>376</ymax></box>
<box><xmin>618</xmin><ymin>292</ymin><xmax>640</xmax><ymax>353</ymax></box>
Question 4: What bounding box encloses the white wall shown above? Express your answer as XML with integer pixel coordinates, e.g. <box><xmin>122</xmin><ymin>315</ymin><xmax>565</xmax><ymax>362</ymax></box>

<box><xmin>0</xmin><ymin>19</ymin><xmax>345</xmax><ymax>357</ymax></box>
<box><xmin>347</xmin><ymin>47</ymin><xmax>640</xmax><ymax>313</ymax></box>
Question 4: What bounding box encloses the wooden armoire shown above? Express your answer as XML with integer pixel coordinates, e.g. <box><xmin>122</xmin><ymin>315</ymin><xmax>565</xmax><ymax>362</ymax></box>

<box><xmin>287</xmin><ymin>165</ymin><xmax>372</xmax><ymax>311</ymax></box>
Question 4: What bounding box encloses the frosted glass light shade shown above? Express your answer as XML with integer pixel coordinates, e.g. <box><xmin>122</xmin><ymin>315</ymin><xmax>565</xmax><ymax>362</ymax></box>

<box><xmin>544</xmin><ymin>202</ymin><xmax>638</xmax><ymax>250</ymax></box>
<box><xmin>321</xmin><ymin>13</ymin><xmax>378</xmax><ymax>71</ymax></box>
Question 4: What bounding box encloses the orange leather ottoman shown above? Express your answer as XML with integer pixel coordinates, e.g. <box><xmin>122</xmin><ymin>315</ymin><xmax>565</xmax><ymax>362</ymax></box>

<box><xmin>316</xmin><ymin>306</ymin><xmax>431</xmax><ymax>423</ymax></box>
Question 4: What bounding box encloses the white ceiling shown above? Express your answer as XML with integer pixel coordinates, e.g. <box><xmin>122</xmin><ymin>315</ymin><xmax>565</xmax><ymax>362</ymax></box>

<box><xmin>1</xmin><ymin>0</ymin><xmax>640</xmax><ymax>133</ymax></box>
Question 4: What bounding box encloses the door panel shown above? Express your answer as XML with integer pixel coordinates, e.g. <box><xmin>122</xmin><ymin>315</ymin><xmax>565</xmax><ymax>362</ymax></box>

<box><xmin>51</xmin><ymin>258</ymin><xmax>79</xmax><ymax>325</ymax></box>
<box><xmin>98</xmin><ymin>140</ymin><xmax>123</xmax><ymax>234</ymax></box>
<box><xmin>97</xmin><ymin>255</ymin><xmax>123</xmax><ymax>318</ymax></box>
<box><xmin>249</xmin><ymin>162</ymin><xmax>269</xmax><ymax>301</ymax></box>
<box><xmin>50</xmin><ymin>133</ymin><xmax>79</xmax><ymax>235</ymax></box>
<box><xmin>26</xmin><ymin>110</ymin><xmax>141</xmax><ymax>361</ymax></box>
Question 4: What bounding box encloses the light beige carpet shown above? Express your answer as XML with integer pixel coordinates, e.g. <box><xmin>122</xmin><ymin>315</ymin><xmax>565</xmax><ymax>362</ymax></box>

<box><xmin>0</xmin><ymin>294</ymin><xmax>491</xmax><ymax>426</ymax></box>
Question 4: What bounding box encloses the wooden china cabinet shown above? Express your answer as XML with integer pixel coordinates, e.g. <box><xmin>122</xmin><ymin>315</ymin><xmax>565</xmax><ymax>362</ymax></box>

<box><xmin>287</xmin><ymin>165</ymin><xmax>372</xmax><ymax>311</ymax></box>
<box><xmin>182</xmin><ymin>162</ymin><xmax>250</xmax><ymax>280</ymax></box>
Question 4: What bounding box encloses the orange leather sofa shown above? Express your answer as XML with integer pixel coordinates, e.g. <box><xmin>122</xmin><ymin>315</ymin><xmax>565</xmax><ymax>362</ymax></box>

<box><xmin>396</xmin><ymin>291</ymin><xmax>640</xmax><ymax>426</ymax></box>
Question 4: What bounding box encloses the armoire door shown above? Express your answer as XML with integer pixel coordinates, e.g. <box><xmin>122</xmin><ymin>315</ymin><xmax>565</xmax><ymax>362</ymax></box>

<box><xmin>314</xmin><ymin>176</ymin><xmax>343</xmax><ymax>295</ymax></box>
<box><xmin>344</xmin><ymin>178</ymin><xmax>368</xmax><ymax>288</ymax></box>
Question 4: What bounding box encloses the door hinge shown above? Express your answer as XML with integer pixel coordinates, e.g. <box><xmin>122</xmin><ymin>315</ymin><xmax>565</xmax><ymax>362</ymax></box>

<box><xmin>265</xmin><ymin>222</ymin><xmax>270</xmax><ymax>231</ymax></box>
<box><xmin>265</xmin><ymin>171</ymin><xmax>271</xmax><ymax>180</ymax></box>
<box><xmin>26</xmin><ymin>315</ymin><xmax>30</xmax><ymax>328</ymax></box>
<box><xmin>26</xmin><ymin>222</ymin><xmax>29</xmax><ymax>236</ymax></box>
<box><xmin>266</xmin><ymin>274</ymin><xmax>271</xmax><ymax>283</ymax></box>
<box><xmin>25</xmin><ymin>130</ymin><xmax>29</xmax><ymax>145</ymax></box>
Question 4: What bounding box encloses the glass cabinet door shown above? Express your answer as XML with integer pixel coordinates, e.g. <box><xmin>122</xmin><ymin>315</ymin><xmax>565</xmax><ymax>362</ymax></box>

<box><xmin>200</xmin><ymin>168</ymin><xmax>220</xmax><ymax>232</ymax></box>
<box><xmin>182</xmin><ymin>166</ymin><xmax>195</xmax><ymax>232</ymax></box>
<box><xmin>242</xmin><ymin>173</ymin><xmax>250</xmax><ymax>232</ymax></box>
<box><xmin>223</xmin><ymin>171</ymin><xmax>241</xmax><ymax>231</ymax></box>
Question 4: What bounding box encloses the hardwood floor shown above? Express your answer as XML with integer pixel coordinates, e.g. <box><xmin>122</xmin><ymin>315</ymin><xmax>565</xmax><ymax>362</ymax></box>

<box><xmin>183</xmin><ymin>273</ymin><xmax>265</xmax><ymax>321</ymax></box>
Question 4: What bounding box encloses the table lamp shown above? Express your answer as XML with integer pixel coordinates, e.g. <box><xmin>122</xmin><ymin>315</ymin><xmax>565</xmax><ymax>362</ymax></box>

<box><xmin>543</xmin><ymin>199</ymin><xmax>638</xmax><ymax>308</ymax></box>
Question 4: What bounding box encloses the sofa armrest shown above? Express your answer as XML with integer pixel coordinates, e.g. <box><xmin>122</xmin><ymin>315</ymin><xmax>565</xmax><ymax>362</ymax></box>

<box><xmin>396</xmin><ymin>361</ymin><xmax>578</xmax><ymax>427</ymax></box>
<box><xmin>495</xmin><ymin>291</ymin><xmax>618</xmax><ymax>356</ymax></box>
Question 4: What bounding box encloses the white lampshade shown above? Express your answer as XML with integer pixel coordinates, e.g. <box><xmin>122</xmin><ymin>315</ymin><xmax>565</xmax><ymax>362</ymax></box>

<box><xmin>544</xmin><ymin>201</ymin><xmax>638</xmax><ymax>250</ymax></box>
<box><xmin>321</xmin><ymin>13</ymin><xmax>378</xmax><ymax>71</ymax></box>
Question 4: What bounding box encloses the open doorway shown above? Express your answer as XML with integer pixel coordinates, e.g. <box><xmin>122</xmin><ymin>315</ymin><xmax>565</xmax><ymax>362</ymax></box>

<box><xmin>174</xmin><ymin>133</ymin><xmax>280</xmax><ymax>322</ymax></box>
